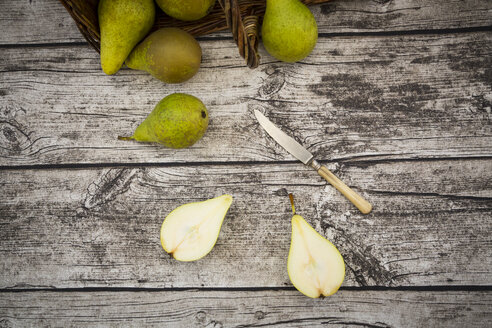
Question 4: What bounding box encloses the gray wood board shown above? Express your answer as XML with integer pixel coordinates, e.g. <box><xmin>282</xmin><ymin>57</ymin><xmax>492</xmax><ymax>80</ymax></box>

<box><xmin>1</xmin><ymin>159</ymin><xmax>490</xmax><ymax>288</ymax></box>
<box><xmin>1</xmin><ymin>0</ymin><xmax>492</xmax><ymax>45</ymax></box>
<box><xmin>0</xmin><ymin>290</ymin><xmax>490</xmax><ymax>327</ymax></box>
<box><xmin>2</xmin><ymin>1</ymin><xmax>491</xmax><ymax>326</ymax></box>
<box><xmin>0</xmin><ymin>32</ymin><xmax>491</xmax><ymax>166</ymax></box>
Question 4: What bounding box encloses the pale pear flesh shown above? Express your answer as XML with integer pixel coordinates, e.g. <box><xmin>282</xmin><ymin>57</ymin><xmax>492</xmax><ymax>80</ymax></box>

<box><xmin>160</xmin><ymin>195</ymin><xmax>233</xmax><ymax>261</ymax></box>
<box><xmin>288</xmin><ymin>215</ymin><xmax>345</xmax><ymax>298</ymax></box>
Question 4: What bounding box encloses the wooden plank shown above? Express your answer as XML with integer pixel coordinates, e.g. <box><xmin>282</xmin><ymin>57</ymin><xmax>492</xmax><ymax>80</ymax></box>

<box><xmin>1</xmin><ymin>0</ymin><xmax>492</xmax><ymax>45</ymax></box>
<box><xmin>0</xmin><ymin>290</ymin><xmax>490</xmax><ymax>327</ymax></box>
<box><xmin>0</xmin><ymin>0</ymin><xmax>84</xmax><ymax>45</ymax></box>
<box><xmin>1</xmin><ymin>159</ymin><xmax>490</xmax><ymax>288</ymax></box>
<box><xmin>0</xmin><ymin>32</ymin><xmax>491</xmax><ymax>166</ymax></box>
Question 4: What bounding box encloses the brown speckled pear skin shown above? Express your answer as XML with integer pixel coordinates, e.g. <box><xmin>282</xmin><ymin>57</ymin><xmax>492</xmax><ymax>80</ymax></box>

<box><xmin>119</xmin><ymin>93</ymin><xmax>209</xmax><ymax>149</ymax></box>
<box><xmin>155</xmin><ymin>0</ymin><xmax>216</xmax><ymax>21</ymax></box>
<box><xmin>262</xmin><ymin>0</ymin><xmax>318</xmax><ymax>63</ymax></box>
<box><xmin>125</xmin><ymin>28</ymin><xmax>202</xmax><ymax>84</ymax></box>
<box><xmin>98</xmin><ymin>0</ymin><xmax>155</xmax><ymax>75</ymax></box>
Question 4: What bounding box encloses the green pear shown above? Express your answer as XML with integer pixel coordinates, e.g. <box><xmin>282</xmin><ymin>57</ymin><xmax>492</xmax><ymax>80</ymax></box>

<box><xmin>126</xmin><ymin>28</ymin><xmax>202</xmax><ymax>84</ymax></box>
<box><xmin>98</xmin><ymin>0</ymin><xmax>155</xmax><ymax>75</ymax></box>
<box><xmin>287</xmin><ymin>195</ymin><xmax>345</xmax><ymax>298</ymax></box>
<box><xmin>160</xmin><ymin>195</ymin><xmax>233</xmax><ymax>261</ymax></box>
<box><xmin>155</xmin><ymin>0</ymin><xmax>216</xmax><ymax>21</ymax></box>
<box><xmin>261</xmin><ymin>0</ymin><xmax>318</xmax><ymax>62</ymax></box>
<box><xmin>118</xmin><ymin>93</ymin><xmax>209</xmax><ymax>148</ymax></box>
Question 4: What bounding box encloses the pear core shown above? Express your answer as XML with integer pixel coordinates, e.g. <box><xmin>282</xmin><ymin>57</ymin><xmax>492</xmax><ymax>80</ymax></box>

<box><xmin>160</xmin><ymin>195</ymin><xmax>233</xmax><ymax>261</ymax></box>
<box><xmin>287</xmin><ymin>214</ymin><xmax>345</xmax><ymax>298</ymax></box>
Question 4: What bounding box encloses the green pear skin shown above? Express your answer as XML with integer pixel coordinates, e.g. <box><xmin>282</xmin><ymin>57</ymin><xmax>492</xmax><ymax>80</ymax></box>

<box><xmin>119</xmin><ymin>93</ymin><xmax>209</xmax><ymax>148</ymax></box>
<box><xmin>155</xmin><ymin>0</ymin><xmax>216</xmax><ymax>21</ymax></box>
<box><xmin>261</xmin><ymin>0</ymin><xmax>318</xmax><ymax>62</ymax></box>
<box><xmin>126</xmin><ymin>28</ymin><xmax>202</xmax><ymax>84</ymax></box>
<box><xmin>98</xmin><ymin>0</ymin><xmax>155</xmax><ymax>75</ymax></box>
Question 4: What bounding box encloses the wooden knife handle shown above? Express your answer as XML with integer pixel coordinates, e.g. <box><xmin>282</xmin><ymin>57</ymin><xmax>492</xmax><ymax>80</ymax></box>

<box><xmin>312</xmin><ymin>160</ymin><xmax>372</xmax><ymax>214</ymax></box>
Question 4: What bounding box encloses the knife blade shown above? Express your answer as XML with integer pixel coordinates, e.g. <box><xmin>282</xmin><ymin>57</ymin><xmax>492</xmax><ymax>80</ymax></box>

<box><xmin>254</xmin><ymin>110</ymin><xmax>313</xmax><ymax>165</ymax></box>
<box><xmin>254</xmin><ymin>109</ymin><xmax>372</xmax><ymax>214</ymax></box>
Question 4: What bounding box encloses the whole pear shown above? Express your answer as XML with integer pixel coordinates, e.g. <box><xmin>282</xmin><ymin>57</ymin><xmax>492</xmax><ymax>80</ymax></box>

<box><xmin>126</xmin><ymin>28</ymin><xmax>202</xmax><ymax>84</ymax></box>
<box><xmin>155</xmin><ymin>0</ymin><xmax>216</xmax><ymax>21</ymax></box>
<box><xmin>98</xmin><ymin>0</ymin><xmax>155</xmax><ymax>75</ymax></box>
<box><xmin>118</xmin><ymin>93</ymin><xmax>209</xmax><ymax>148</ymax></box>
<box><xmin>261</xmin><ymin>0</ymin><xmax>318</xmax><ymax>62</ymax></box>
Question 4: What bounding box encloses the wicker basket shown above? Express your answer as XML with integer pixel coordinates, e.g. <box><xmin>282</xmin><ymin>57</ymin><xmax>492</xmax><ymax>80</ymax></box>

<box><xmin>59</xmin><ymin>0</ymin><xmax>330</xmax><ymax>68</ymax></box>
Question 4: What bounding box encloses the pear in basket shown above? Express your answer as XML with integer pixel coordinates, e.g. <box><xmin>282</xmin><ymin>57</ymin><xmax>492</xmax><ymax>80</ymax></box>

<box><xmin>98</xmin><ymin>0</ymin><xmax>155</xmax><ymax>75</ymax></box>
<box><xmin>156</xmin><ymin>0</ymin><xmax>216</xmax><ymax>21</ymax></box>
<box><xmin>262</xmin><ymin>0</ymin><xmax>318</xmax><ymax>62</ymax></box>
<box><xmin>126</xmin><ymin>28</ymin><xmax>202</xmax><ymax>84</ymax></box>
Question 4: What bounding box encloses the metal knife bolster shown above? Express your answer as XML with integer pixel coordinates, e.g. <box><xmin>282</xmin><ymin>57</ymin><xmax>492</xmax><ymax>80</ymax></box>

<box><xmin>309</xmin><ymin>159</ymin><xmax>322</xmax><ymax>171</ymax></box>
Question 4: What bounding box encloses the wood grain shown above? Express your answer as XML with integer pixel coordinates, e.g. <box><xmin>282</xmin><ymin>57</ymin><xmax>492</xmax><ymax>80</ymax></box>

<box><xmin>1</xmin><ymin>0</ymin><xmax>492</xmax><ymax>45</ymax></box>
<box><xmin>0</xmin><ymin>32</ymin><xmax>491</xmax><ymax>166</ymax></box>
<box><xmin>0</xmin><ymin>0</ymin><xmax>84</xmax><ymax>45</ymax></box>
<box><xmin>1</xmin><ymin>1</ymin><xmax>490</xmax><ymax>326</ymax></box>
<box><xmin>0</xmin><ymin>290</ymin><xmax>490</xmax><ymax>327</ymax></box>
<box><xmin>1</xmin><ymin>159</ymin><xmax>490</xmax><ymax>288</ymax></box>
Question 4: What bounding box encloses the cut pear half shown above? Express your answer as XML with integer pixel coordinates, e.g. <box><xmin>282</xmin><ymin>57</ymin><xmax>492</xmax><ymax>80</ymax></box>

<box><xmin>160</xmin><ymin>194</ymin><xmax>233</xmax><ymax>262</ymax></box>
<box><xmin>287</xmin><ymin>214</ymin><xmax>345</xmax><ymax>298</ymax></box>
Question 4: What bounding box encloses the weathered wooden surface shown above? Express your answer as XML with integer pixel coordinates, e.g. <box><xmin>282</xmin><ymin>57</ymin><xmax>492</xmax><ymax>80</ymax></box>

<box><xmin>1</xmin><ymin>159</ymin><xmax>490</xmax><ymax>288</ymax></box>
<box><xmin>0</xmin><ymin>0</ymin><xmax>84</xmax><ymax>45</ymax></box>
<box><xmin>0</xmin><ymin>290</ymin><xmax>490</xmax><ymax>327</ymax></box>
<box><xmin>1</xmin><ymin>0</ymin><xmax>491</xmax><ymax>325</ymax></box>
<box><xmin>1</xmin><ymin>32</ymin><xmax>491</xmax><ymax>166</ymax></box>
<box><xmin>1</xmin><ymin>0</ymin><xmax>492</xmax><ymax>45</ymax></box>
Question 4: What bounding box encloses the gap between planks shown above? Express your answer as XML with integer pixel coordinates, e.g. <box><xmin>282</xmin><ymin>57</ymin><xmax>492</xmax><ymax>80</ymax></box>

<box><xmin>1</xmin><ymin>285</ymin><xmax>492</xmax><ymax>293</ymax></box>
<box><xmin>0</xmin><ymin>25</ymin><xmax>491</xmax><ymax>50</ymax></box>
<box><xmin>1</xmin><ymin>156</ymin><xmax>491</xmax><ymax>171</ymax></box>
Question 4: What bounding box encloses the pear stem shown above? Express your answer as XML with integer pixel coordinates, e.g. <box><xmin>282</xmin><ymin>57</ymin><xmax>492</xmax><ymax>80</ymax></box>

<box><xmin>289</xmin><ymin>193</ymin><xmax>296</xmax><ymax>215</ymax></box>
<box><xmin>117</xmin><ymin>136</ymin><xmax>134</xmax><ymax>141</ymax></box>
